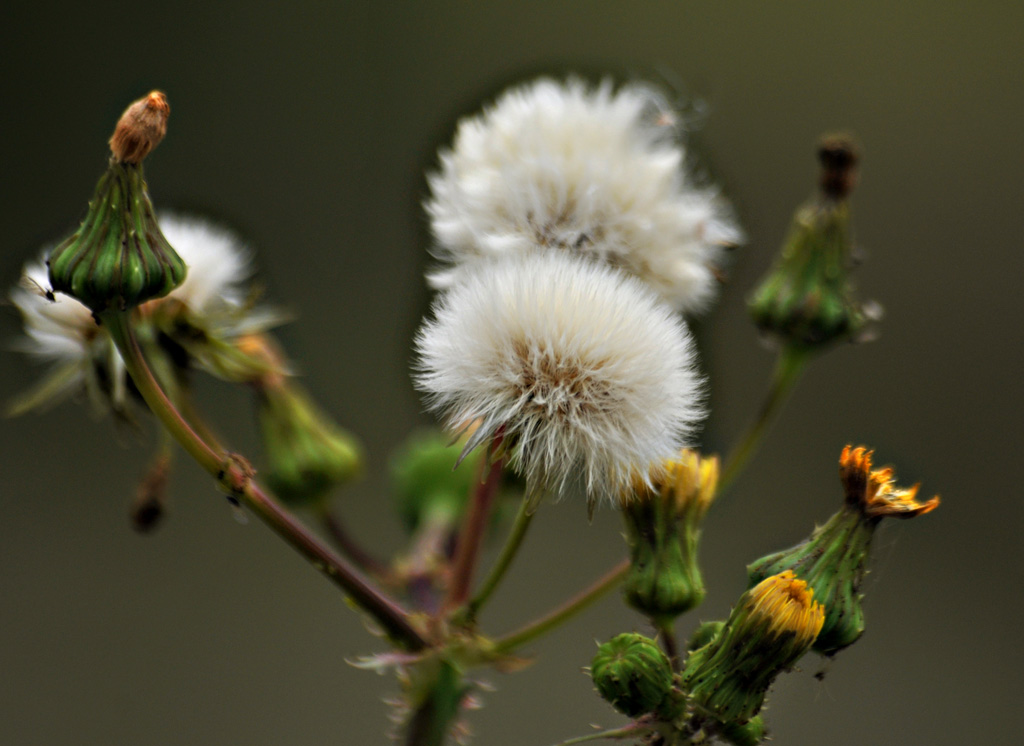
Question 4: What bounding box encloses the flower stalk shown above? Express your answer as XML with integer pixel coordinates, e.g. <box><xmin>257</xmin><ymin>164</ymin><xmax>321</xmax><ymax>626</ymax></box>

<box><xmin>102</xmin><ymin>309</ymin><xmax>427</xmax><ymax>651</ymax></box>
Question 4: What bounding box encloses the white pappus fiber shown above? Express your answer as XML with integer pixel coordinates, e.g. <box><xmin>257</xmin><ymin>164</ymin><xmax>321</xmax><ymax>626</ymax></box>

<box><xmin>425</xmin><ymin>77</ymin><xmax>741</xmax><ymax>314</ymax></box>
<box><xmin>414</xmin><ymin>251</ymin><xmax>705</xmax><ymax>508</ymax></box>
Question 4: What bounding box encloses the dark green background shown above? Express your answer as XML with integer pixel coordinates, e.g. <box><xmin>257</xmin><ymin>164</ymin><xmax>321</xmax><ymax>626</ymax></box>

<box><xmin>2</xmin><ymin>2</ymin><xmax>1021</xmax><ymax>744</ymax></box>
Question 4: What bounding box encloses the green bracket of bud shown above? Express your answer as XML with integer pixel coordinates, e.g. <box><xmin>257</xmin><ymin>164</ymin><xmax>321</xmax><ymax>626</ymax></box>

<box><xmin>747</xmin><ymin>506</ymin><xmax>873</xmax><ymax>655</ymax></box>
<box><xmin>257</xmin><ymin>381</ymin><xmax>363</xmax><ymax>507</ymax></box>
<box><xmin>748</xmin><ymin>198</ymin><xmax>863</xmax><ymax>349</ymax></box>
<box><xmin>591</xmin><ymin>633</ymin><xmax>680</xmax><ymax>719</ymax></box>
<box><xmin>48</xmin><ymin>160</ymin><xmax>186</xmax><ymax>314</ymax></box>
<box><xmin>621</xmin><ymin>467</ymin><xmax>711</xmax><ymax>624</ymax></box>
<box><xmin>390</xmin><ymin>430</ymin><xmax>488</xmax><ymax>533</ymax></box>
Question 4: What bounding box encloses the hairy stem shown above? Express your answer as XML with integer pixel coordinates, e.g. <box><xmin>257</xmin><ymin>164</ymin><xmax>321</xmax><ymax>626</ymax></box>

<box><xmin>719</xmin><ymin>344</ymin><xmax>810</xmax><ymax>496</ymax></box>
<box><xmin>445</xmin><ymin>444</ymin><xmax>505</xmax><ymax>612</ymax></box>
<box><xmin>466</xmin><ymin>496</ymin><xmax>534</xmax><ymax>620</ymax></box>
<box><xmin>318</xmin><ymin>506</ymin><xmax>391</xmax><ymax>578</ymax></box>
<box><xmin>104</xmin><ymin>310</ymin><xmax>427</xmax><ymax>651</ymax></box>
<box><xmin>493</xmin><ymin>558</ymin><xmax>629</xmax><ymax>654</ymax></box>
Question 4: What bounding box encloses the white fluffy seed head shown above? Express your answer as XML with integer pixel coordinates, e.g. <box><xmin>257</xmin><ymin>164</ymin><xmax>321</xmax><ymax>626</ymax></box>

<box><xmin>9</xmin><ymin>214</ymin><xmax>258</xmax><ymax>415</ymax></box>
<box><xmin>414</xmin><ymin>251</ymin><xmax>705</xmax><ymax>508</ymax></box>
<box><xmin>159</xmin><ymin>213</ymin><xmax>253</xmax><ymax>313</ymax></box>
<box><xmin>425</xmin><ymin>77</ymin><xmax>741</xmax><ymax>314</ymax></box>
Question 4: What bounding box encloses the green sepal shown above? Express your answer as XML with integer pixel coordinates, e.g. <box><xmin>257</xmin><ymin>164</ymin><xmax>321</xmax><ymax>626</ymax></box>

<box><xmin>622</xmin><ymin>491</ymin><xmax>706</xmax><ymax>624</ymax></box>
<box><xmin>390</xmin><ymin>430</ymin><xmax>488</xmax><ymax>533</ymax></box>
<box><xmin>748</xmin><ymin>197</ymin><xmax>863</xmax><ymax>350</ymax></box>
<box><xmin>591</xmin><ymin>633</ymin><xmax>678</xmax><ymax>719</ymax></box>
<box><xmin>718</xmin><ymin>715</ymin><xmax>767</xmax><ymax>746</ymax></box>
<box><xmin>257</xmin><ymin>382</ymin><xmax>363</xmax><ymax>506</ymax></box>
<box><xmin>48</xmin><ymin>160</ymin><xmax>186</xmax><ymax>314</ymax></box>
<box><xmin>747</xmin><ymin>506</ymin><xmax>873</xmax><ymax>655</ymax></box>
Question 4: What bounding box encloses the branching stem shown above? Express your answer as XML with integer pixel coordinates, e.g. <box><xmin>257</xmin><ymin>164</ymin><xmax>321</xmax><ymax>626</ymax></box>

<box><xmin>104</xmin><ymin>310</ymin><xmax>427</xmax><ymax>651</ymax></box>
<box><xmin>493</xmin><ymin>558</ymin><xmax>629</xmax><ymax>654</ymax></box>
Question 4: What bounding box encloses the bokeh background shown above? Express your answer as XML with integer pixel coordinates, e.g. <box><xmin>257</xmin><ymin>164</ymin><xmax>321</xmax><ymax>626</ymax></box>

<box><xmin>2</xmin><ymin>2</ymin><xmax>1021</xmax><ymax>745</ymax></box>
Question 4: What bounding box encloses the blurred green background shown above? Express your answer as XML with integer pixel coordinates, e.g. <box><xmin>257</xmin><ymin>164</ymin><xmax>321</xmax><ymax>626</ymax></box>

<box><xmin>2</xmin><ymin>2</ymin><xmax>1021</xmax><ymax>744</ymax></box>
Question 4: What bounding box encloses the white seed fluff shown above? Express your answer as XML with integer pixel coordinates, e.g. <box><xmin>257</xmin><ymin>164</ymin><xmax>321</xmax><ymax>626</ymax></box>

<box><xmin>414</xmin><ymin>252</ymin><xmax>705</xmax><ymax>506</ymax></box>
<box><xmin>9</xmin><ymin>214</ymin><xmax>257</xmax><ymax>415</ymax></box>
<box><xmin>159</xmin><ymin>212</ymin><xmax>253</xmax><ymax>313</ymax></box>
<box><xmin>425</xmin><ymin>77</ymin><xmax>741</xmax><ymax>314</ymax></box>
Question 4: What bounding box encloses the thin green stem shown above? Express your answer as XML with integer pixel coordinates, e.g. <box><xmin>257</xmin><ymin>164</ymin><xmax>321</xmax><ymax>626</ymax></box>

<box><xmin>104</xmin><ymin>310</ymin><xmax>427</xmax><ymax>651</ymax></box>
<box><xmin>318</xmin><ymin>505</ymin><xmax>391</xmax><ymax>579</ymax></box>
<box><xmin>493</xmin><ymin>558</ymin><xmax>629</xmax><ymax>654</ymax></box>
<box><xmin>466</xmin><ymin>497</ymin><xmax>534</xmax><ymax>620</ymax></box>
<box><xmin>445</xmin><ymin>445</ymin><xmax>505</xmax><ymax>612</ymax></box>
<box><xmin>545</xmin><ymin>723</ymin><xmax>648</xmax><ymax>746</ymax></box>
<box><xmin>719</xmin><ymin>344</ymin><xmax>811</xmax><ymax>496</ymax></box>
<box><xmin>656</xmin><ymin>619</ymin><xmax>680</xmax><ymax>671</ymax></box>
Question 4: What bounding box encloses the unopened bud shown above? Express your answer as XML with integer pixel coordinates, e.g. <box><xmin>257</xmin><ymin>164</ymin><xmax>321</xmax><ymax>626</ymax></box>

<box><xmin>591</xmin><ymin>633</ymin><xmax>678</xmax><ymax>719</ymax></box>
<box><xmin>48</xmin><ymin>93</ymin><xmax>185</xmax><ymax>314</ymax></box>
<box><xmin>747</xmin><ymin>134</ymin><xmax>867</xmax><ymax>349</ymax></box>
<box><xmin>257</xmin><ymin>380</ymin><xmax>363</xmax><ymax>506</ymax></box>
<box><xmin>622</xmin><ymin>450</ymin><xmax>718</xmax><ymax>623</ymax></box>
<box><xmin>390</xmin><ymin>427</ymin><xmax>488</xmax><ymax>533</ymax></box>
<box><xmin>748</xmin><ymin>446</ymin><xmax>938</xmax><ymax>655</ymax></box>
<box><xmin>131</xmin><ymin>453</ymin><xmax>171</xmax><ymax>533</ymax></box>
<box><xmin>718</xmin><ymin>715</ymin><xmax>767</xmax><ymax>746</ymax></box>
<box><xmin>109</xmin><ymin>91</ymin><xmax>170</xmax><ymax>164</ymax></box>
<box><xmin>681</xmin><ymin>571</ymin><xmax>824</xmax><ymax>724</ymax></box>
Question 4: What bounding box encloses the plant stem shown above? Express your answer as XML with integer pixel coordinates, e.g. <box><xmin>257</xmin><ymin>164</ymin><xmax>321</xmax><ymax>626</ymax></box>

<box><xmin>104</xmin><ymin>310</ymin><xmax>427</xmax><ymax>651</ymax></box>
<box><xmin>492</xmin><ymin>558</ymin><xmax>629</xmax><ymax>654</ymax></box>
<box><xmin>657</xmin><ymin>620</ymin><xmax>680</xmax><ymax>670</ymax></box>
<box><xmin>445</xmin><ymin>444</ymin><xmax>505</xmax><ymax>612</ymax></box>
<box><xmin>466</xmin><ymin>497</ymin><xmax>534</xmax><ymax>620</ymax></box>
<box><xmin>545</xmin><ymin>723</ymin><xmax>648</xmax><ymax>745</ymax></box>
<box><xmin>404</xmin><ymin>660</ymin><xmax>465</xmax><ymax>746</ymax></box>
<box><xmin>719</xmin><ymin>344</ymin><xmax>811</xmax><ymax>496</ymax></box>
<box><xmin>318</xmin><ymin>505</ymin><xmax>390</xmax><ymax>578</ymax></box>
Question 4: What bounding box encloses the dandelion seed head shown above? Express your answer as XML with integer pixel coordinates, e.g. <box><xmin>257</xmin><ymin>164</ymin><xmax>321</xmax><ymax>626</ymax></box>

<box><xmin>415</xmin><ymin>252</ymin><xmax>704</xmax><ymax>506</ymax></box>
<box><xmin>426</xmin><ymin>77</ymin><xmax>741</xmax><ymax>313</ymax></box>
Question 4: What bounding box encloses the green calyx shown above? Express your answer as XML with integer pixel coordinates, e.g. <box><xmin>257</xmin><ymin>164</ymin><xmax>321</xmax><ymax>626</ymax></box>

<box><xmin>680</xmin><ymin>575</ymin><xmax>822</xmax><ymax>724</ymax></box>
<box><xmin>622</xmin><ymin>491</ymin><xmax>706</xmax><ymax>624</ymax></box>
<box><xmin>48</xmin><ymin>159</ymin><xmax>186</xmax><ymax>314</ymax></box>
<box><xmin>747</xmin><ymin>197</ymin><xmax>863</xmax><ymax>349</ymax></box>
<box><xmin>257</xmin><ymin>381</ymin><xmax>363</xmax><ymax>506</ymax></box>
<box><xmin>390</xmin><ymin>430</ymin><xmax>487</xmax><ymax>533</ymax></box>
<box><xmin>747</xmin><ymin>506</ymin><xmax>874</xmax><ymax>655</ymax></box>
<box><xmin>717</xmin><ymin>715</ymin><xmax>767</xmax><ymax>746</ymax></box>
<box><xmin>591</xmin><ymin>633</ymin><xmax>679</xmax><ymax>719</ymax></box>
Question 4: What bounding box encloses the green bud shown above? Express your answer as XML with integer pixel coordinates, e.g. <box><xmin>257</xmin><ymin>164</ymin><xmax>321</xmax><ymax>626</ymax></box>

<box><xmin>681</xmin><ymin>572</ymin><xmax>824</xmax><ymax>724</ymax></box>
<box><xmin>622</xmin><ymin>450</ymin><xmax>718</xmax><ymax>624</ymax></box>
<box><xmin>257</xmin><ymin>380</ymin><xmax>363</xmax><ymax>506</ymax></box>
<box><xmin>747</xmin><ymin>135</ymin><xmax>866</xmax><ymax>350</ymax></box>
<box><xmin>389</xmin><ymin>429</ymin><xmax>486</xmax><ymax>532</ymax></box>
<box><xmin>591</xmin><ymin>633</ymin><xmax>676</xmax><ymax>718</ymax></box>
<box><xmin>747</xmin><ymin>445</ymin><xmax>938</xmax><ymax>655</ymax></box>
<box><xmin>48</xmin><ymin>92</ymin><xmax>186</xmax><ymax>314</ymax></box>
<box><xmin>717</xmin><ymin>715</ymin><xmax>767</xmax><ymax>746</ymax></box>
<box><xmin>686</xmin><ymin>621</ymin><xmax>724</xmax><ymax>653</ymax></box>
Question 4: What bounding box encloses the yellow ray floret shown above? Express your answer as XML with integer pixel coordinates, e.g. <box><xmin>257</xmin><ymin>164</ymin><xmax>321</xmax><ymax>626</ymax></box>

<box><xmin>840</xmin><ymin>445</ymin><xmax>940</xmax><ymax>519</ymax></box>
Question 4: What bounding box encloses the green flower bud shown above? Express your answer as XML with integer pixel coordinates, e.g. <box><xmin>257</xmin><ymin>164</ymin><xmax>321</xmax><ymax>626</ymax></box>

<box><xmin>748</xmin><ymin>135</ymin><xmax>867</xmax><ymax>350</ymax></box>
<box><xmin>48</xmin><ymin>92</ymin><xmax>186</xmax><ymax>314</ymax></box>
<box><xmin>257</xmin><ymin>379</ymin><xmax>363</xmax><ymax>506</ymax></box>
<box><xmin>681</xmin><ymin>571</ymin><xmax>824</xmax><ymax>725</ymax></box>
<box><xmin>622</xmin><ymin>450</ymin><xmax>718</xmax><ymax>624</ymax></box>
<box><xmin>686</xmin><ymin>620</ymin><xmax>724</xmax><ymax>653</ymax></box>
<box><xmin>591</xmin><ymin>633</ymin><xmax>676</xmax><ymax>718</ymax></box>
<box><xmin>389</xmin><ymin>429</ymin><xmax>486</xmax><ymax>533</ymax></box>
<box><xmin>747</xmin><ymin>445</ymin><xmax>938</xmax><ymax>655</ymax></box>
<box><xmin>717</xmin><ymin>716</ymin><xmax>767</xmax><ymax>746</ymax></box>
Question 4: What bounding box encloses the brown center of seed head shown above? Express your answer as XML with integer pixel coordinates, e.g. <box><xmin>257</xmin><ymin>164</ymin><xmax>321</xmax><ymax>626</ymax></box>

<box><xmin>109</xmin><ymin>90</ymin><xmax>170</xmax><ymax>164</ymax></box>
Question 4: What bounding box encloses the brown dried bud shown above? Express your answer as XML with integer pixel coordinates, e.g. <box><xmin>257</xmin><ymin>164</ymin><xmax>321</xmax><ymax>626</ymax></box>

<box><xmin>817</xmin><ymin>133</ymin><xmax>859</xmax><ymax>200</ymax></box>
<box><xmin>109</xmin><ymin>91</ymin><xmax>170</xmax><ymax>164</ymax></box>
<box><xmin>131</xmin><ymin>453</ymin><xmax>171</xmax><ymax>533</ymax></box>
